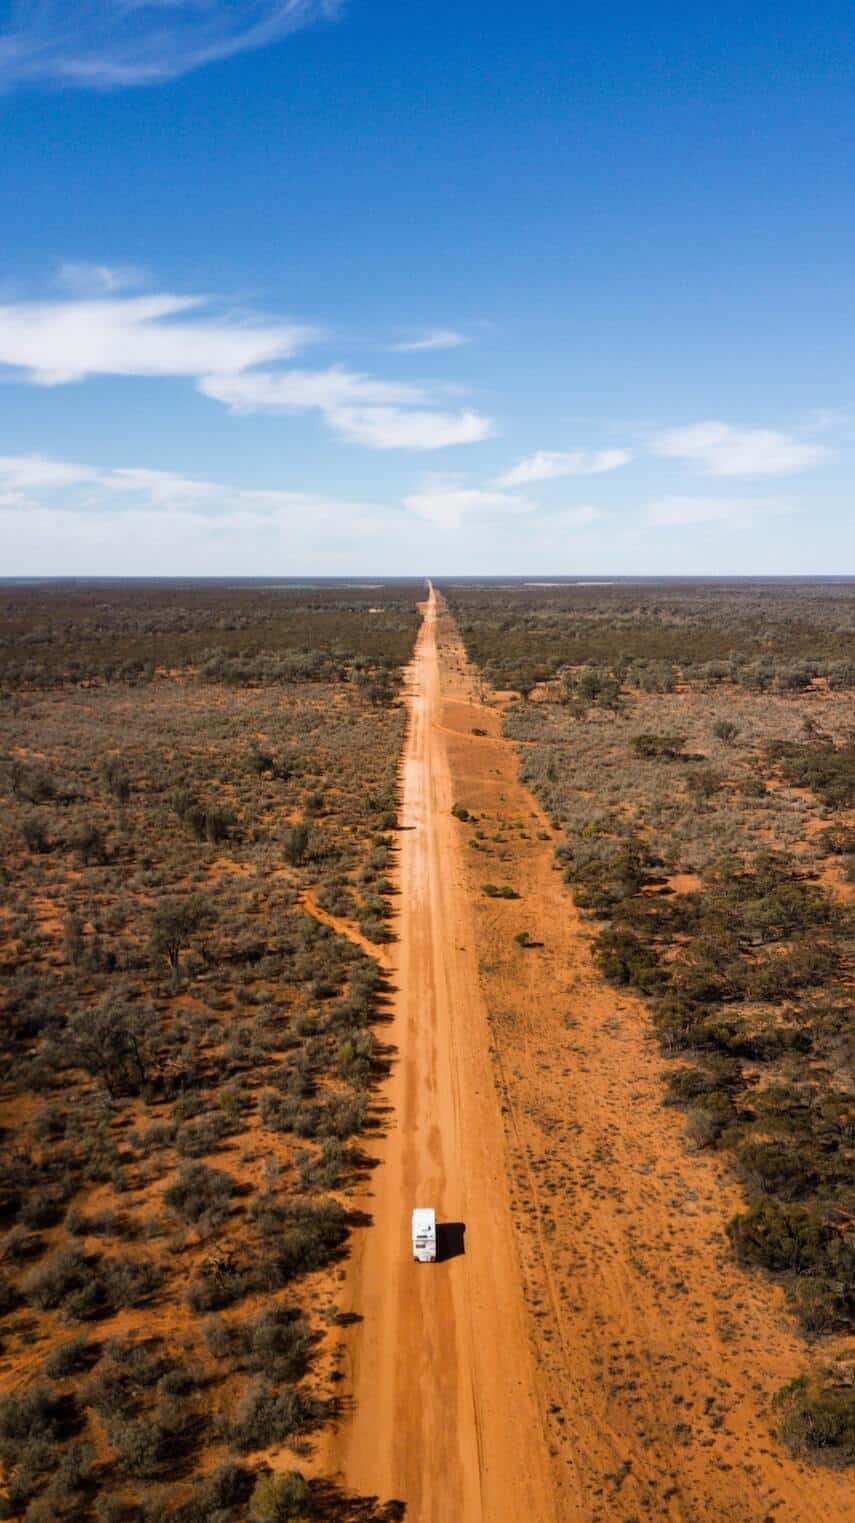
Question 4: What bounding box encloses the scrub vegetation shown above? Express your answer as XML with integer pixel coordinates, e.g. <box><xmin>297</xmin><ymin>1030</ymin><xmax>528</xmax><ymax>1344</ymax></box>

<box><xmin>0</xmin><ymin>580</ymin><xmax>417</xmax><ymax>1520</ymax></box>
<box><xmin>443</xmin><ymin>578</ymin><xmax>855</xmax><ymax>1466</ymax></box>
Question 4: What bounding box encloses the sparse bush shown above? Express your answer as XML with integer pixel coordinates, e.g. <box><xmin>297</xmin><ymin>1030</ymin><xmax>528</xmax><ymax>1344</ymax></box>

<box><xmin>110</xmin><ymin>1398</ymin><xmax>197</xmax><ymax>1477</ymax></box>
<box><xmin>726</xmin><ymin>1201</ymin><xmax>843</xmax><ymax>1276</ymax></box>
<box><xmin>150</xmin><ymin>894</ymin><xmax>211</xmax><ymax>974</ymax></box>
<box><xmin>23</xmin><ymin>1247</ymin><xmax>90</xmax><ymax>1311</ymax></box>
<box><xmin>163</xmin><ymin>1162</ymin><xmax>236</xmax><ymax>1230</ymax></box>
<box><xmin>45</xmin><ymin>1335</ymin><xmax>94</xmax><ymax>1379</ymax></box>
<box><xmin>713</xmin><ymin>720</ymin><xmax>739</xmax><ymax>743</ymax></box>
<box><xmin>284</xmin><ymin>823</ymin><xmax>310</xmax><ymax>866</ymax></box>
<box><xmin>735</xmin><ymin>1141</ymin><xmax>818</xmax><ymax>1202</ymax></box>
<box><xmin>21</xmin><ymin>816</ymin><xmax>50</xmax><ymax>853</ymax></box>
<box><xmin>775</xmin><ymin>1377</ymin><xmax>855</xmax><ymax>1460</ymax></box>
<box><xmin>101</xmin><ymin>756</ymin><xmax>131</xmax><ymax>804</ymax></box>
<box><xmin>225</xmin><ymin>1380</ymin><xmax>322</xmax><ymax>1454</ymax></box>
<box><xmin>250</xmin><ymin>1469</ymin><xmax>311</xmax><ymax>1522</ymax></box>
<box><xmin>62</xmin><ymin>913</ymin><xmax>86</xmax><ymax>967</ymax></box>
<box><xmin>66</xmin><ymin>997</ymin><xmax>152</xmax><ymax>1097</ymax></box>
<box><xmin>71</xmin><ymin>822</ymin><xmax>108</xmax><ymax>865</ymax></box>
<box><xmin>632</xmin><ymin>732</ymin><xmax>687</xmax><ymax>760</ymax></box>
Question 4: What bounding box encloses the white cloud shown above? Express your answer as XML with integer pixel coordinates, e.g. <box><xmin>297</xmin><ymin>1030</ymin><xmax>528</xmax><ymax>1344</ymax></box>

<box><xmin>0</xmin><ymin>293</ymin><xmax>313</xmax><ymax>385</ymax></box>
<box><xmin>200</xmin><ymin>367</ymin><xmax>428</xmax><ymax>413</ymax></box>
<box><xmin>0</xmin><ymin>282</ymin><xmax>492</xmax><ymax>451</ymax></box>
<box><xmin>391</xmin><ymin>330</ymin><xmax>467</xmax><ymax>352</ymax></box>
<box><xmin>201</xmin><ymin>369</ymin><xmax>493</xmax><ymax>450</ymax></box>
<box><xmin>644</xmin><ymin>495</ymin><xmax>788</xmax><ymax>527</ymax></box>
<box><xmin>0</xmin><ymin>451</ymin><xmax>410</xmax><ymax>573</ymax></box>
<box><xmin>0</xmin><ymin>2</ymin><xmax>340</xmax><ymax>90</ymax></box>
<box><xmin>331</xmin><ymin>407</ymin><xmax>492</xmax><ymax>451</ymax></box>
<box><xmin>107</xmin><ymin>468</ymin><xmax>221</xmax><ymax>507</ymax></box>
<box><xmin>56</xmin><ymin>261</ymin><xmax>145</xmax><ymax>296</ymax></box>
<box><xmin>404</xmin><ymin>478</ymin><xmax>533</xmax><ymax>529</ymax></box>
<box><xmin>496</xmin><ymin>448</ymin><xmax>632</xmax><ymax>487</ymax></box>
<box><xmin>651</xmin><ymin>421</ymin><xmax>829</xmax><ymax>477</ymax></box>
<box><xmin>0</xmin><ymin>453</ymin><xmax>98</xmax><ymax>489</ymax></box>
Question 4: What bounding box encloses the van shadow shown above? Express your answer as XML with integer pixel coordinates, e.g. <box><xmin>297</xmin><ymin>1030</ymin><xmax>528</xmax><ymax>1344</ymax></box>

<box><xmin>436</xmin><ymin>1221</ymin><xmax>466</xmax><ymax>1262</ymax></box>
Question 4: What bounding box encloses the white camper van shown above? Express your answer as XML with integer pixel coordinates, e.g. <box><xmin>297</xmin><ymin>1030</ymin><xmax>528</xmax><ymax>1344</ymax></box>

<box><xmin>411</xmin><ymin>1207</ymin><xmax>437</xmax><ymax>1263</ymax></box>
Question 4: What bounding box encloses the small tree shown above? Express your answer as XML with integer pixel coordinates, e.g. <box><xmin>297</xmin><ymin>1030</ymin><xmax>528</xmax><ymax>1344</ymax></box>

<box><xmin>101</xmin><ymin>756</ymin><xmax>131</xmax><ymax>804</ymax></box>
<box><xmin>686</xmin><ymin>767</ymin><xmax>723</xmax><ymax>802</ymax></box>
<box><xmin>66</xmin><ymin>999</ymin><xmax>152</xmax><ymax>1098</ymax></box>
<box><xmin>72</xmin><ymin>822</ymin><xmax>108</xmax><ymax>866</ymax></box>
<box><xmin>63</xmin><ymin>914</ymin><xmax>85</xmax><ymax>968</ymax></box>
<box><xmin>283</xmin><ymin>824</ymin><xmax>310</xmax><ymax>868</ymax></box>
<box><xmin>150</xmin><ymin>895</ymin><xmax>210</xmax><ymax>976</ymax></box>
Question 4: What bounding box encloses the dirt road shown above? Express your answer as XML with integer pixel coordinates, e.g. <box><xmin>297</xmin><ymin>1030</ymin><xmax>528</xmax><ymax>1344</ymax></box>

<box><xmin>323</xmin><ymin>585</ymin><xmax>561</xmax><ymax>1522</ymax></box>
<box><xmin>325</xmin><ymin>587</ymin><xmax>852</xmax><ymax>1523</ymax></box>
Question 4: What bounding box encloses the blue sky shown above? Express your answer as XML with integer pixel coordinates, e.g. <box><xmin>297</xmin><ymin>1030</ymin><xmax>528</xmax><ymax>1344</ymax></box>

<box><xmin>0</xmin><ymin>0</ymin><xmax>852</xmax><ymax>574</ymax></box>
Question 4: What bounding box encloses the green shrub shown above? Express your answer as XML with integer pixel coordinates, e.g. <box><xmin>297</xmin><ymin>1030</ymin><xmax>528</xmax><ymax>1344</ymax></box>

<box><xmin>225</xmin><ymin>1381</ymin><xmax>322</xmax><ymax>1454</ymax></box>
<box><xmin>713</xmin><ymin>720</ymin><xmax>739</xmax><ymax>743</ymax></box>
<box><xmin>110</xmin><ymin>1398</ymin><xmax>197</xmax><ymax>1478</ymax></box>
<box><xmin>735</xmin><ymin>1141</ymin><xmax>818</xmax><ymax>1202</ymax></box>
<box><xmin>774</xmin><ymin>1377</ymin><xmax>855</xmax><ymax>1460</ymax></box>
<box><xmin>726</xmin><ymin>1201</ymin><xmax>839</xmax><ymax>1275</ymax></box>
<box><xmin>163</xmin><ymin>1162</ymin><xmax>236</xmax><ymax>1230</ymax></box>
<box><xmin>250</xmin><ymin>1469</ymin><xmax>311</xmax><ymax>1522</ymax></box>
<box><xmin>45</xmin><ymin>1335</ymin><xmax>94</xmax><ymax>1379</ymax></box>
<box><xmin>631</xmin><ymin>732</ymin><xmax>687</xmax><ymax>760</ymax></box>
<box><xmin>23</xmin><ymin>1248</ymin><xmax>90</xmax><ymax>1311</ymax></box>
<box><xmin>594</xmin><ymin>926</ymin><xmax>663</xmax><ymax>994</ymax></box>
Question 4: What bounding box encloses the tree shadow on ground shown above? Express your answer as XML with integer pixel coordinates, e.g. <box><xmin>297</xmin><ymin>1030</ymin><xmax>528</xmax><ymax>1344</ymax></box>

<box><xmin>308</xmin><ymin>1478</ymin><xmax>406</xmax><ymax>1521</ymax></box>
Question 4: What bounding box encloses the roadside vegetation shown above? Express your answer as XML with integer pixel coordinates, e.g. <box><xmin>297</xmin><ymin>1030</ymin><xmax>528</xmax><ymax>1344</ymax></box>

<box><xmin>443</xmin><ymin>578</ymin><xmax>855</xmax><ymax>1465</ymax></box>
<box><xmin>0</xmin><ymin>580</ymin><xmax>417</xmax><ymax>1520</ymax></box>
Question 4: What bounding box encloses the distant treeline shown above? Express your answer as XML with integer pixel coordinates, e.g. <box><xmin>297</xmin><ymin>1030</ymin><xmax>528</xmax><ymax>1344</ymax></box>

<box><xmin>0</xmin><ymin>581</ymin><xmax>424</xmax><ymax>689</ymax></box>
<box><xmin>440</xmin><ymin>580</ymin><xmax>855</xmax><ymax>695</ymax></box>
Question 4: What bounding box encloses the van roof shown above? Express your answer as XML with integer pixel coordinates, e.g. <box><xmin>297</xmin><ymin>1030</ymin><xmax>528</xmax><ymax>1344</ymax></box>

<box><xmin>411</xmin><ymin>1208</ymin><xmax>436</xmax><ymax>1229</ymax></box>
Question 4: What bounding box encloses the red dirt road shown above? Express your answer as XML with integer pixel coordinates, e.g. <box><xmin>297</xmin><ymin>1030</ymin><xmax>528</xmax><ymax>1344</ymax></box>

<box><xmin>323</xmin><ymin>586</ymin><xmax>560</xmax><ymax>1521</ymax></box>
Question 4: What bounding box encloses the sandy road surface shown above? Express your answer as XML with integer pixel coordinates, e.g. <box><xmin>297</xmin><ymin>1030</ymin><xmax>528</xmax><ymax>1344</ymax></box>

<box><xmin>323</xmin><ymin>586</ymin><xmax>560</xmax><ymax>1522</ymax></box>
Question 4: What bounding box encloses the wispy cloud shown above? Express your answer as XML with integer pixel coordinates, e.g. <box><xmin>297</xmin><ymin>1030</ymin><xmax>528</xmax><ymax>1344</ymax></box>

<box><xmin>495</xmin><ymin>448</ymin><xmax>632</xmax><ymax>487</ymax></box>
<box><xmin>403</xmin><ymin>476</ymin><xmax>536</xmax><ymax>530</ymax></box>
<box><xmin>2</xmin><ymin>452</ymin><xmax>531</xmax><ymax>572</ymax></box>
<box><xmin>644</xmin><ymin>495</ymin><xmax>790</xmax><ymax>527</ymax></box>
<box><xmin>651</xmin><ymin>421</ymin><xmax>829</xmax><ymax>477</ymax></box>
<box><xmin>201</xmin><ymin>367</ymin><xmax>493</xmax><ymax>449</ymax></box>
<box><xmin>0</xmin><ymin>451</ymin><xmax>404</xmax><ymax>573</ymax></box>
<box><xmin>199</xmin><ymin>367</ymin><xmax>429</xmax><ymax>413</ymax></box>
<box><xmin>403</xmin><ymin>478</ymin><xmax>605</xmax><ymax>531</ymax></box>
<box><xmin>0</xmin><ymin>2</ymin><xmax>340</xmax><ymax>90</ymax></box>
<box><xmin>56</xmin><ymin>261</ymin><xmax>146</xmax><ymax>296</ymax></box>
<box><xmin>0</xmin><ymin>454</ymin><xmax>98</xmax><ymax>492</ymax></box>
<box><xmin>0</xmin><ymin>291</ymin><xmax>312</xmax><ymax>385</ymax></box>
<box><xmin>331</xmin><ymin>407</ymin><xmax>492</xmax><ymax>450</ymax></box>
<box><xmin>391</xmin><ymin>330</ymin><xmax>468</xmax><ymax>353</ymax></box>
<box><xmin>0</xmin><ymin>280</ymin><xmax>493</xmax><ymax>450</ymax></box>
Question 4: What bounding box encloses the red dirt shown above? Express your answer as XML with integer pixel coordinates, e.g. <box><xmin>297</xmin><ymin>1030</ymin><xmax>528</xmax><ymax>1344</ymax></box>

<box><xmin>321</xmin><ymin>587</ymin><xmax>853</xmax><ymax>1523</ymax></box>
